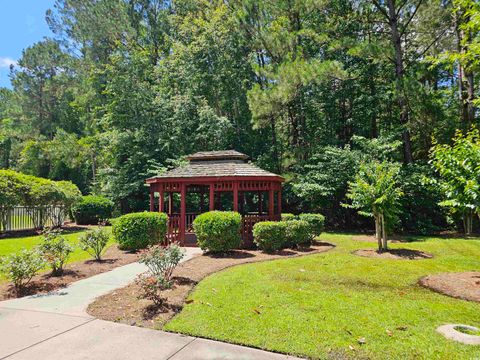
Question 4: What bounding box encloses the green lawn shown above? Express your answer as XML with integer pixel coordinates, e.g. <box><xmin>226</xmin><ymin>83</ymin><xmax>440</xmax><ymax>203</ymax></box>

<box><xmin>165</xmin><ymin>233</ymin><xmax>480</xmax><ymax>360</ymax></box>
<box><xmin>0</xmin><ymin>227</ymin><xmax>114</xmax><ymax>281</ymax></box>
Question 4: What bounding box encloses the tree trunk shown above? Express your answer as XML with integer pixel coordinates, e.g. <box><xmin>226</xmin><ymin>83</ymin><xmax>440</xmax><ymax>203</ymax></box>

<box><xmin>381</xmin><ymin>213</ymin><xmax>388</xmax><ymax>251</ymax></box>
<box><xmin>375</xmin><ymin>215</ymin><xmax>382</xmax><ymax>252</ymax></box>
<box><xmin>385</xmin><ymin>0</ymin><xmax>414</xmax><ymax>164</ymax></box>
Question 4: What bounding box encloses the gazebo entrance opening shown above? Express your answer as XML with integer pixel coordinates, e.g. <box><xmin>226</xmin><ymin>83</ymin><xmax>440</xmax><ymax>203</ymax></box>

<box><xmin>146</xmin><ymin>151</ymin><xmax>284</xmax><ymax>247</ymax></box>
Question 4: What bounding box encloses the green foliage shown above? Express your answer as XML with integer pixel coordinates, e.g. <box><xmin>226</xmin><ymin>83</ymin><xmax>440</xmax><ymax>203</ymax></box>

<box><xmin>192</xmin><ymin>211</ymin><xmax>242</xmax><ymax>252</ymax></box>
<box><xmin>139</xmin><ymin>244</ymin><xmax>185</xmax><ymax>288</ymax></box>
<box><xmin>253</xmin><ymin>221</ymin><xmax>288</xmax><ymax>252</ymax></box>
<box><xmin>37</xmin><ymin>228</ymin><xmax>74</xmax><ymax>276</ymax></box>
<box><xmin>79</xmin><ymin>228</ymin><xmax>110</xmax><ymax>261</ymax></box>
<box><xmin>113</xmin><ymin>212</ymin><xmax>168</xmax><ymax>251</ymax></box>
<box><xmin>298</xmin><ymin>213</ymin><xmax>325</xmax><ymax>236</ymax></box>
<box><xmin>285</xmin><ymin>220</ymin><xmax>313</xmax><ymax>247</ymax></box>
<box><xmin>0</xmin><ymin>249</ymin><xmax>45</xmax><ymax>291</ymax></box>
<box><xmin>398</xmin><ymin>163</ymin><xmax>448</xmax><ymax>234</ymax></box>
<box><xmin>281</xmin><ymin>213</ymin><xmax>297</xmax><ymax>221</ymax></box>
<box><xmin>344</xmin><ymin>161</ymin><xmax>403</xmax><ymax>251</ymax></box>
<box><xmin>1</xmin><ymin>0</ymin><xmax>477</xmax><ymax>237</ymax></box>
<box><xmin>429</xmin><ymin>128</ymin><xmax>480</xmax><ymax>234</ymax></box>
<box><xmin>72</xmin><ymin>195</ymin><xmax>115</xmax><ymax>225</ymax></box>
<box><xmin>0</xmin><ymin>170</ymin><xmax>28</xmax><ymax>231</ymax></box>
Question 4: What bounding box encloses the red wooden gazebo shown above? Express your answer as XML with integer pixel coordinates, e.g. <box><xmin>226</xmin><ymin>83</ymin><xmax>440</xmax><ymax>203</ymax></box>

<box><xmin>145</xmin><ymin>150</ymin><xmax>284</xmax><ymax>247</ymax></box>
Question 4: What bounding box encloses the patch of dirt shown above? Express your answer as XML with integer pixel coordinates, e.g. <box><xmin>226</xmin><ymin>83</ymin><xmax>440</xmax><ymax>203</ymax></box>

<box><xmin>419</xmin><ymin>272</ymin><xmax>480</xmax><ymax>302</ymax></box>
<box><xmin>87</xmin><ymin>241</ymin><xmax>335</xmax><ymax>329</ymax></box>
<box><xmin>0</xmin><ymin>245</ymin><xmax>140</xmax><ymax>300</ymax></box>
<box><xmin>353</xmin><ymin>248</ymin><xmax>433</xmax><ymax>260</ymax></box>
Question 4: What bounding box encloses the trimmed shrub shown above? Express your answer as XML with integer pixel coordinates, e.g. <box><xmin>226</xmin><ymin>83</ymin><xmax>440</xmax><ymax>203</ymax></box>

<box><xmin>285</xmin><ymin>220</ymin><xmax>314</xmax><ymax>247</ymax></box>
<box><xmin>37</xmin><ymin>229</ymin><xmax>74</xmax><ymax>276</ymax></box>
<box><xmin>281</xmin><ymin>213</ymin><xmax>297</xmax><ymax>221</ymax></box>
<box><xmin>0</xmin><ymin>249</ymin><xmax>45</xmax><ymax>291</ymax></box>
<box><xmin>299</xmin><ymin>213</ymin><xmax>325</xmax><ymax>236</ymax></box>
<box><xmin>193</xmin><ymin>211</ymin><xmax>242</xmax><ymax>252</ymax></box>
<box><xmin>79</xmin><ymin>228</ymin><xmax>110</xmax><ymax>261</ymax></box>
<box><xmin>253</xmin><ymin>221</ymin><xmax>288</xmax><ymax>252</ymax></box>
<box><xmin>72</xmin><ymin>195</ymin><xmax>114</xmax><ymax>225</ymax></box>
<box><xmin>113</xmin><ymin>212</ymin><xmax>168</xmax><ymax>251</ymax></box>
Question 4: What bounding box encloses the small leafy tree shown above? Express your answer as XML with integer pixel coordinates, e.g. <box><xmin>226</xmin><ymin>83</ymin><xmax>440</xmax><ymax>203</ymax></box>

<box><xmin>139</xmin><ymin>244</ymin><xmax>185</xmax><ymax>288</ymax></box>
<box><xmin>79</xmin><ymin>228</ymin><xmax>110</xmax><ymax>261</ymax></box>
<box><xmin>429</xmin><ymin>128</ymin><xmax>480</xmax><ymax>235</ymax></box>
<box><xmin>0</xmin><ymin>249</ymin><xmax>45</xmax><ymax>292</ymax></box>
<box><xmin>136</xmin><ymin>244</ymin><xmax>185</xmax><ymax>306</ymax></box>
<box><xmin>51</xmin><ymin>181</ymin><xmax>82</xmax><ymax>227</ymax></box>
<box><xmin>37</xmin><ymin>228</ymin><xmax>74</xmax><ymax>276</ymax></box>
<box><xmin>344</xmin><ymin>161</ymin><xmax>403</xmax><ymax>252</ymax></box>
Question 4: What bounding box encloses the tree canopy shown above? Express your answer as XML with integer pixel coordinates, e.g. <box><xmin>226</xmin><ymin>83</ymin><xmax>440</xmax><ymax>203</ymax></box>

<box><xmin>0</xmin><ymin>0</ymin><xmax>479</xmax><ymax>233</ymax></box>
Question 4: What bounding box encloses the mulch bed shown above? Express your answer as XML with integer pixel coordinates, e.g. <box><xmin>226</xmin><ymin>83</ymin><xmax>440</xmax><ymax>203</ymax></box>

<box><xmin>353</xmin><ymin>248</ymin><xmax>433</xmax><ymax>260</ymax></box>
<box><xmin>419</xmin><ymin>272</ymin><xmax>480</xmax><ymax>302</ymax></box>
<box><xmin>87</xmin><ymin>241</ymin><xmax>334</xmax><ymax>329</ymax></box>
<box><xmin>351</xmin><ymin>235</ymin><xmax>403</xmax><ymax>243</ymax></box>
<box><xmin>0</xmin><ymin>245</ymin><xmax>141</xmax><ymax>301</ymax></box>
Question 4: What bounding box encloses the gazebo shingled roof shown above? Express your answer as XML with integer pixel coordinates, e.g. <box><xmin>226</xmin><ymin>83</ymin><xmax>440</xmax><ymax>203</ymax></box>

<box><xmin>146</xmin><ymin>150</ymin><xmax>282</xmax><ymax>181</ymax></box>
<box><xmin>146</xmin><ymin>150</ymin><xmax>284</xmax><ymax>247</ymax></box>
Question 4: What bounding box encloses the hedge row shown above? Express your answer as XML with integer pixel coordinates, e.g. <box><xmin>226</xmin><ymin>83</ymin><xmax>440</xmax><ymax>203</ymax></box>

<box><xmin>253</xmin><ymin>213</ymin><xmax>325</xmax><ymax>252</ymax></box>
<box><xmin>0</xmin><ymin>170</ymin><xmax>82</xmax><ymax>230</ymax></box>
<box><xmin>72</xmin><ymin>195</ymin><xmax>114</xmax><ymax>225</ymax></box>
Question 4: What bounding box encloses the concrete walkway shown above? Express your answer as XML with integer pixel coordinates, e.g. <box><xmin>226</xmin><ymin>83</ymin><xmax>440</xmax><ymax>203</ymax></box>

<box><xmin>0</xmin><ymin>248</ymin><xmax>300</xmax><ymax>360</ymax></box>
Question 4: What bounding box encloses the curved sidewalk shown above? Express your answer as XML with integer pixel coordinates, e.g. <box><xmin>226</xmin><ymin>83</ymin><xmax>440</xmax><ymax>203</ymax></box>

<box><xmin>0</xmin><ymin>247</ymin><xmax>300</xmax><ymax>360</ymax></box>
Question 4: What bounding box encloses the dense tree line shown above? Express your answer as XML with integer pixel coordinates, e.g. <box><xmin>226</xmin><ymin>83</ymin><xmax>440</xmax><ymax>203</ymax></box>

<box><xmin>0</xmin><ymin>0</ymin><xmax>478</xmax><ymax>233</ymax></box>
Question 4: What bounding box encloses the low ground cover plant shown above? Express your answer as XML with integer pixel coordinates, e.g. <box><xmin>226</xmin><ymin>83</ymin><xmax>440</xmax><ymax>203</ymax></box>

<box><xmin>37</xmin><ymin>228</ymin><xmax>74</xmax><ymax>276</ymax></box>
<box><xmin>0</xmin><ymin>249</ymin><xmax>45</xmax><ymax>292</ymax></box>
<box><xmin>136</xmin><ymin>244</ymin><xmax>185</xmax><ymax>305</ymax></box>
<box><xmin>113</xmin><ymin>212</ymin><xmax>168</xmax><ymax>251</ymax></box>
<box><xmin>79</xmin><ymin>228</ymin><xmax>110</xmax><ymax>261</ymax></box>
<box><xmin>193</xmin><ymin>211</ymin><xmax>242</xmax><ymax>252</ymax></box>
<box><xmin>72</xmin><ymin>195</ymin><xmax>115</xmax><ymax>225</ymax></box>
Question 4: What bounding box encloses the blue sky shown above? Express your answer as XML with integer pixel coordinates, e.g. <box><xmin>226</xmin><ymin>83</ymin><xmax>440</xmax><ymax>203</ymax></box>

<box><xmin>0</xmin><ymin>1</ymin><xmax>55</xmax><ymax>88</ymax></box>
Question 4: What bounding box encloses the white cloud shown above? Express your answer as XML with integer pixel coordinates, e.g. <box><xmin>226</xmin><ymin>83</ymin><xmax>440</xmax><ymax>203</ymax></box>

<box><xmin>0</xmin><ymin>57</ymin><xmax>17</xmax><ymax>68</ymax></box>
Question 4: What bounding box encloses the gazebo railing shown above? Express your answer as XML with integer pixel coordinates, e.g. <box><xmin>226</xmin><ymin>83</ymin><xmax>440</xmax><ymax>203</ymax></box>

<box><xmin>166</xmin><ymin>212</ymin><xmax>275</xmax><ymax>247</ymax></box>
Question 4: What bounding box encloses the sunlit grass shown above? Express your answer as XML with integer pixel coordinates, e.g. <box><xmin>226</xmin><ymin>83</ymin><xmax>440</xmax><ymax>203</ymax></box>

<box><xmin>0</xmin><ymin>227</ymin><xmax>114</xmax><ymax>281</ymax></box>
<box><xmin>165</xmin><ymin>233</ymin><xmax>480</xmax><ymax>359</ymax></box>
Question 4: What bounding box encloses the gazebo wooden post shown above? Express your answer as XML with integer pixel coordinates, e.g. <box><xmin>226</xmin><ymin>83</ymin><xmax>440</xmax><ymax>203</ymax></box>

<box><xmin>209</xmin><ymin>183</ymin><xmax>215</xmax><ymax>211</ymax></box>
<box><xmin>258</xmin><ymin>191</ymin><xmax>263</xmax><ymax>215</ymax></box>
<box><xmin>168</xmin><ymin>192</ymin><xmax>173</xmax><ymax>215</ymax></box>
<box><xmin>159</xmin><ymin>185</ymin><xmax>164</xmax><ymax>213</ymax></box>
<box><xmin>277</xmin><ymin>189</ymin><xmax>282</xmax><ymax>218</ymax></box>
<box><xmin>233</xmin><ymin>181</ymin><xmax>239</xmax><ymax>212</ymax></box>
<box><xmin>200</xmin><ymin>187</ymin><xmax>205</xmax><ymax>213</ymax></box>
<box><xmin>149</xmin><ymin>190</ymin><xmax>154</xmax><ymax>212</ymax></box>
<box><xmin>180</xmin><ymin>183</ymin><xmax>186</xmax><ymax>244</ymax></box>
<box><xmin>268</xmin><ymin>187</ymin><xmax>274</xmax><ymax>220</ymax></box>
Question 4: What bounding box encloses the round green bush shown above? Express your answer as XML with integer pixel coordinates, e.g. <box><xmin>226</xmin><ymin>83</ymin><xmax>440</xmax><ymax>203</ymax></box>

<box><xmin>253</xmin><ymin>221</ymin><xmax>288</xmax><ymax>252</ymax></box>
<box><xmin>281</xmin><ymin>213</ymin><xmax>297</xmax><ymax>221</ymax></box>
<box><xmin>298</xmin><ymin>213</ymin><xmax>325</xmax><ymax>236</ymax></box>
<box><xmin>72</xmin><ymin>195</ymin><xmax>114</xmax><ymax>225</ymax></box>
<box><xmin>192</xmin><ymin>211</ymin><xmax>242</xmax><ymax>252</ymax></box>
<box><xmin>285</xmin><ymin>220</ymin><xmax>314</xmax><ymax>247</ymax></box>
<box><xmin>113</xmin><ymin>212</ymin><xmax>168</xmax><ymax>251</ymax></box>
